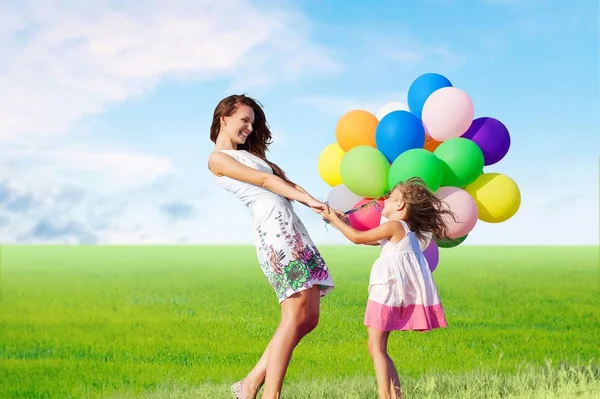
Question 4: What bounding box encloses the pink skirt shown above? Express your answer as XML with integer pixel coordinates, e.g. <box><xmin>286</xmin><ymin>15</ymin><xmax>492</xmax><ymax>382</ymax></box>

<box><xmin>364</xmin><ymin>301</ymin><xmax>447</xmax><ymax>331</ymax></box>
<box><xmin>364</xmin><ymin>253</ymin><xmax>447</xmax><ymax>332</ymax></box>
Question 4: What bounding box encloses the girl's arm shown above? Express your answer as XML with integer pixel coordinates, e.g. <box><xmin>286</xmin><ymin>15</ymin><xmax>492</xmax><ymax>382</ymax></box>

<box><xmin>363</xmin><ymin>241</ymin><xmax>381</xmax><ymax>246</ymax></box>
<box><xmin>323</xmin><ymin>209</ymin><xmax>381</xmax><ymax>245</ymax></box>
<box><xmin>324</xmin><ymin>209</ymin><xmax>405</xmax><ymax>245</ymax></box>
<box><xmin>209</xmin><ymin>151</ymin><xmax>323</xmax><ymax>207</ymax></box>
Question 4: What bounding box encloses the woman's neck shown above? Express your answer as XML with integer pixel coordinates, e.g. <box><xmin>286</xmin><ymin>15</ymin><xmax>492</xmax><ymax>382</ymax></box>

<box><xmin>214</xmin><ymin>136</ymin><xmax>237</xmax><ymax>151</ymax></box>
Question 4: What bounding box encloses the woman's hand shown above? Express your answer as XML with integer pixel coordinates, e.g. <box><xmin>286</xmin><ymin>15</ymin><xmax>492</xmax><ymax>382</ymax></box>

<box><xmin>306</xmin><ymin>197</ymin><xmax>327</xmax><ymax>212</ymax></box>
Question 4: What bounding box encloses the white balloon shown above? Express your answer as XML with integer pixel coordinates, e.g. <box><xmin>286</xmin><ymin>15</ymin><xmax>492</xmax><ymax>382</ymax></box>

<box><xmin>375</xmin><ymin>101</ymin><xmax>409</xmax><ymax>120</ymax></box>
<box><xmin>326</xmin><ymin>184</ymin><xmax>363</xmax><ymax>212</ymax></box>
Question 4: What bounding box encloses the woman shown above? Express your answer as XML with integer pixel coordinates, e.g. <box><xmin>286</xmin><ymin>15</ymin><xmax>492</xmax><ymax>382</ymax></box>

<box><xmin>207</xmin><ymin>94</ymin><xmax>335</xmax><ymax>399</ymax></box>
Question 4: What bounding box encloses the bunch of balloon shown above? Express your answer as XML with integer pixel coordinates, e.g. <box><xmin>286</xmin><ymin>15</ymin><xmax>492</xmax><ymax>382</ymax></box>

<box><xmin>317</xmin><ymin>108</ymin><xmax>387</xmax><ymax>233</ymax></box>
<box><xmin>317</xmin><ymin>72</ymin><xmax>521</xmax><ymax>273</ymax></box>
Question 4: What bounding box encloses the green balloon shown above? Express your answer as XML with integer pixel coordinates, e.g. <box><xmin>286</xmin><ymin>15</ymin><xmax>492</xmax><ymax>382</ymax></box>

<box><xmin>436</xmin><ymin>234</ymin><xmax>468</xmax><ymax>248</ymax></box>
<box><xmin>340</xmin><ymin>146</ymin><xmax>390</xmax><ymax>198</ymax></box>
<box><xmin>434</xmin><ymin>138</ymin><xmax>484</xmax><ymax>188</ymax></box>
<box><xmin>388</xmin><ymin>148</ymin><xmax>443</xmax><ymax>192</ymax></box>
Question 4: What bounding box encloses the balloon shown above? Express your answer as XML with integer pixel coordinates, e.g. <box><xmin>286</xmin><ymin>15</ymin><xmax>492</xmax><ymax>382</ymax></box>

<box><xmin>375</xmin><ymin>111</ymin><xmax>425</xmax><ymax>163</ymax></box>
<box><xmin>422</xmin><ymin>87</ymin><xmax>474</xmax><ymax>141</ymax></box>
<box><xmin>465</xmin><ymin>173</ymin><xmax>521</xmax><ymax>223</ymax></box>
<box><xmin>325</xmin><ymin>184</ymin><xmax>364</xmax><ymax>213</ymax></box>
<box><xmin>408</xmin><ymin>73</ymin><xmax>453</xmax><ymax>119</ymax></box>
<box><xmin>348</xmin><ymin>199</ymin><xmax>384</xmax><ymax>231</ymax></box>
<box><xmin>317</xmin><ymin>143</ymin><xmax>345</xmax><ymax>187</ymax></box>
<box><xmin>436</xmin><ymin>234</ymin><xmax>468</xmax><ymax>248</ymax></box>
<box><xmin>340</xmin><ymin>146</ymin><xmax>390</xmax><ymax>198</ymax></box>
<box><xmin>434</xmin><ymin>138</ymin><xmax>484</xmax><ymax>188</ymax></box>
<box><xmin>462</xmin><ymin>117</ymin><xmax>511</xmax><ymax>166</ymax></box>
<box><xmin>388</xmin><ymin>148</ymin><xmax>444</xmax><ymax>192</ymax></box>
<box><xmin>424</xmin><ymin>132</ymin><xmax>442</xmax><ymax>152</ymax></box>
<box><xmin>436</xmin><ymin>186</ymin><xmax>478</xmax><ymax>239</ymax></box>
<box><xmin>376</xmin><ymin>101</ymin><xmax>409</xmax><ymax>120</ymax></box>
<box><xmin>423</xmin><ymin>240</ymin><xmax>439</xmax><ymax>272</ymax></box>
<box><xmin>335</xmin><ymin>110</ymin><xmax>379</xmax><ymax>152</ymax></box>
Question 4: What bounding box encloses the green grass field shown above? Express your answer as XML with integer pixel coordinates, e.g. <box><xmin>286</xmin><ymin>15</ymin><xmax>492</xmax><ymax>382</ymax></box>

<box><xmin>0</xmin><ymin>245</ymin><xmax>599</xmax><ymax>398</ymax></box>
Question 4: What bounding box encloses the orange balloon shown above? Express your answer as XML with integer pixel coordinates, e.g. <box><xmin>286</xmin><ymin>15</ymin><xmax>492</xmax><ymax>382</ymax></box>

<box><xmin>335</xmin><ymin>110</ymin><xmax>378</xmax><ymax>152</ymax></box>
<box><xmin>424</xmin><ymin>133</ymin><xmax>442</xmax><ymax>152</ymax></box>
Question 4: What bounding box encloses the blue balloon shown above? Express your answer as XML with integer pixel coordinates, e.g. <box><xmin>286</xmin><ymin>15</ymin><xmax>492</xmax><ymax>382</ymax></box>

<box><xmin>375</xmin><ymin>111</ymin><xmax>425</xmax><ymax>163</ymax></box>
<box><xmin>407</xmin><ymin>73</ymin><xmax>453</xmax><ymax>119</ymax></box>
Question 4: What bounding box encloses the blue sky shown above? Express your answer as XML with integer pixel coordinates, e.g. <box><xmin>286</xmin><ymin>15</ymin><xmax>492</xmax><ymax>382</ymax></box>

<box><xmin>0</xmin><ymin>0</ymin><xmax>597</xmax><ymax>245</ymax></box>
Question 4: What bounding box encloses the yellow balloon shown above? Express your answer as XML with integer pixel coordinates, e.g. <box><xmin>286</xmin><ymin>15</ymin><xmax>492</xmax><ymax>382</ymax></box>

<box><xmin>317</xmin><ymin>143</ymin><xmax>345</xmax><ymax>186</ymax></box>
<box><xmin>465</xmin><ymin>173</ymin><xmax>521</xmax><ymax>223</ymax></box>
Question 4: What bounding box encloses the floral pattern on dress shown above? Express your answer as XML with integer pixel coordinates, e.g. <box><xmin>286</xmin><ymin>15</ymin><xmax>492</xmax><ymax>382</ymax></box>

<box><xmin>257</xmin><ymin>210</ymin><xmax>331</xmax><ymax>301</ymax></box>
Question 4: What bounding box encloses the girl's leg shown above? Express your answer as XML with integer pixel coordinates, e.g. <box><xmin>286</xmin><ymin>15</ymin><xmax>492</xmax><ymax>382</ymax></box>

<box><xmin>238</xmin><ymin>286</ymin><xmax>321</xmax><ymax>399</ymax></box>
<box><xmin>387</xmin><ymin>357</ymin><xmax>401</xmax><ymax>397</ymax></box>
<box><xmin>382</xmin><ymin>332</ymin><xmax>402</xmax><ymax>398</ymax></box>
<box><xmin>367</xmin><ymin>328</ymin><xmax>402</xmax><ymax>399</ymax></box>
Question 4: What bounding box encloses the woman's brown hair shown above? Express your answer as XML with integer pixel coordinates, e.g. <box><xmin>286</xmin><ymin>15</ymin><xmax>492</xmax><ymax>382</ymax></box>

<box><xmin>210</xmin><ymin>94</ymin><xmax>296</xmax><ymax>186</ymax></box>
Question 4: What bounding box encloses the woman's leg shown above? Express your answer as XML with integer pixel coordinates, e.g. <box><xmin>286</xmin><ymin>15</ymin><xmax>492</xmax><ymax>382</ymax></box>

<box><xmin>237</xmin><ymin>286</ymin><xmax>321</xmax><ymax>399</ymax></box>
<box><xmin>236</xmin><ymin>341</ymin><xmax>272</xmax><ymax>398</ymax></box>
<box><xmin>368</xmin><ymin>328</ymin><xmax>402</xmax><ymax>399</ymax></box>
<box><xmin>260</xmin><ymin>285</ymin><xmax>321</xmax><ymax>399</ymax></box>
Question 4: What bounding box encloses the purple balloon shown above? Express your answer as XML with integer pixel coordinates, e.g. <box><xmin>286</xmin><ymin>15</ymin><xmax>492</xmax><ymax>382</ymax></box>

<box><xmin>423</xmin><ymin>239</ymin><xmax>439</xmax><ymax>273</ymax></box>
<box><xmin>462</xmin><ymin>117</ymin><xmax>511</xmax><ymax>166</ymax></box>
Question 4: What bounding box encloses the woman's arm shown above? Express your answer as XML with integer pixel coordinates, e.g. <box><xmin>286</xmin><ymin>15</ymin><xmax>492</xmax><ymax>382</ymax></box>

<box><xmin>294</xmin><ymin>184</ymin><xmax>308</xmax><ymax>194</ymax></box>
<box><xmin>292</xmin><ymin>184</ymin><xmax>315</xmax><ymax>208</ymax></box>
<box><xmin>209</xmin><ymin>151</ymin><xmax>323</xmax><ymax>207</ymax></box>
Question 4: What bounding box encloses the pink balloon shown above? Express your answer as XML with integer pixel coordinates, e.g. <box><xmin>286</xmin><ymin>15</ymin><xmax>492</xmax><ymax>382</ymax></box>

<box><xmin>423</xmin><ymin>239</ymin><xmax>439</xmax><ymax>272</ymax></box>
<box><xmin>422</xmin><ymin>87</ymin><xmax>474</xmax><ymax>141</ymax></box>
<box><xmin>348</xmin><ymin>199</ymin><xmax>384</xmax><ymax>231</ymax></box>
<box><xmin>436</xmin><ymin>186</ymin><xmax>478</xmax><ymax>238</ymax></box>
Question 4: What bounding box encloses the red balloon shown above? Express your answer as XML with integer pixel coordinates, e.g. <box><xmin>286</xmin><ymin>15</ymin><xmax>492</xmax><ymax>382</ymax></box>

<box><xmin>348</xmin><ymin>199</ymin><xmax>384</xmax><ymax>231</ymax></box>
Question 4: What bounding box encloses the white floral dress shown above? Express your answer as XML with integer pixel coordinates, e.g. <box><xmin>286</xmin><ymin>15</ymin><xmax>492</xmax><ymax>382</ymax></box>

<box><xmin>215</xmin><ymin>149</ymin><xmax>334</xmax><ymax>303</ymax></box>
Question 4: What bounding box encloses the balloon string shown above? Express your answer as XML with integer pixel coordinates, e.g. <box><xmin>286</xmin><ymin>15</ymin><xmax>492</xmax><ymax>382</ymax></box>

<box><xmin>322</xmin><ymin>199</ymin><xmax>383</xmax><ymax>226</ymax></box>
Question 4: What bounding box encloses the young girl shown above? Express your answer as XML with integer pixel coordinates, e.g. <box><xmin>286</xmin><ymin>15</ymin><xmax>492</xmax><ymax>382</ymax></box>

<box><xmin>321</xmin><ymin>177</ymin><xmax>457</xmax><ymax>399</ymax></box>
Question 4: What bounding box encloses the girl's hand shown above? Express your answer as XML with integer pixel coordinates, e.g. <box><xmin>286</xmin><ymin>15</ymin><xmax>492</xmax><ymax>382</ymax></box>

<box><xmin>321</xmin><ymin>207</ymin><xmax>340</xmax><ymax>222</ymax></box>
<box><xmin>336</xmin><ymin>210</ymin><xmax>350</xmax><ymax>226</ymax></box>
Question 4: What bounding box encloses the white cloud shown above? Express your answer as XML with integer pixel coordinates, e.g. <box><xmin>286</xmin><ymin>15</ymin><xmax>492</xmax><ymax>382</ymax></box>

<box><xmin>294</xmin><ymin>92</ymin><xmax>409</xmax><ymax>116</ymax></box>
<box><xmin>0</xmin><ymin>0</ymin><xmax>343</xmax><ymax>244</ymax></box>
<box><xmin>0</xmin><ymin>135</ymin><xmax>261</xmax><ymax>244</ymax></box>
<box><xmin>462</xmin><ymin>178</ymin><xmax>598</xmax><ymax>246</ymax></box>
<box><xmin>1</xmin><ymin>157</ymin><xmax>597</xmax><ymax>245</ymax></box>
<box><xmin>48</xmin><ymin>149</ymin><xmax>174</xmax><ymax>187</ymax></box>
<box><xmin>2</xmin><ymin>143</ymin><xmax>174</xmax><ymax>189</ymax></box>
<box><xmin>358</xmin><ymin>32</ymin><xmax>465</xmax><ymax>69</ymax></box>
<box><xmin>0</xmin><ymin>0</ymin><xmax>340</xmax><ymax>142</ymax></box>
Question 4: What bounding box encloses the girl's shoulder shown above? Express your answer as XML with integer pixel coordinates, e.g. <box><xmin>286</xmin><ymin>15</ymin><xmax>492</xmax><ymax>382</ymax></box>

<box><xmin>381</xmin><ymin>219</ymin><xmax>409</xmax><ymax>245</ymax></box>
